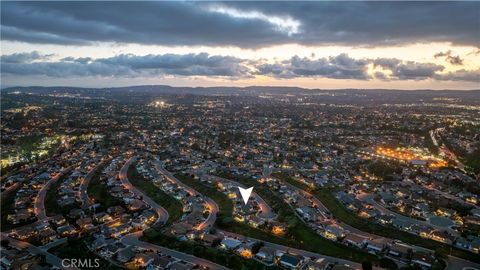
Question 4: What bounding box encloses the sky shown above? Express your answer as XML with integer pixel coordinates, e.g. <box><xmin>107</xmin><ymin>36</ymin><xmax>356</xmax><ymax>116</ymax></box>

<box><xmin>1</xmin><ymin>1</ymin><xmax>479</xmax><ymax>90</ymax></box>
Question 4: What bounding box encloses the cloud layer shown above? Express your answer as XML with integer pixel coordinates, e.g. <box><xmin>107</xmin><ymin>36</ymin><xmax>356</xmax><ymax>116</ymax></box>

<box><xmin>2</xmin><ymin>51</ymin><xmax>478</xmax><ymax>83</ymax></box>
<box><xmin>256</xmin><ymin>54</ymin><xmax>370</xmax><ymax>80</ymax></box>
<box><xmin>1</xmin><ymin>2</ymin><xmax>479</xmax><ymax>48</ymax></box>
<box><xmin>1</xmin><ymin>52</ymin><xmax>251</xmax><ymax>78</ymax></box>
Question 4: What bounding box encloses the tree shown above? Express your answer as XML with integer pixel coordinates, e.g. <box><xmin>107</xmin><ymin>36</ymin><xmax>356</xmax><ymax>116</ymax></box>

<box><xmin>1</xmin><ymin>239</ymin><xmax>9</xmax><ymax>248</ymax></box>
<box><xmin>362</xmin><ymin>261</ymin><xmax>373</xmax><ymax>270</ymax></box>
<box><xmin>400</xmin><ymin>265</ymin><xmax>422</xmax><ymax>270</ymax></box>
<box><xmin>211</xmin><ymin>237</ymin><xmax>222</xmax><ymax>248</ymax></box>
<box><xmin>285</xmin><ymin>215</ymin><xmax>298</xmax><ymax>228</ymax></box>
<box><xmin>367</xmin><ymin>161</ymin><xmax>402</xmax><ymax>180</ymax></box>
<box><xmin>379</xmin><ymin>258</ymin><xmax>398</xmax><ymax>270</ymax></box>
<box><xmin>434</xmin><ymin>248</ymin><xmax>447</xmax><ymax>260</ymax></box>
<box><xmin>251</xmin><ymin>241</ymin><xmax>264</xmax><ymax>254</ymax></box>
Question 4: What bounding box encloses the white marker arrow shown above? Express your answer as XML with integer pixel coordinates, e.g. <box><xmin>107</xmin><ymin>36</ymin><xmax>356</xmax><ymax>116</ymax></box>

<box><xmin>238</xmin><ymin>186</ymin><xmax>254</xmax><ymax>205</ymax></box>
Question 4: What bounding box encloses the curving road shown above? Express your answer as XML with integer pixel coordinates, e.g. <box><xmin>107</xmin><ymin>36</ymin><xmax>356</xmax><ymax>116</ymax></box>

<box><xmin>136</xmin><ymin>159</ymin><xmax>362</xmax><ymax>269</ymax></box>
<box><xmin>79</xmin><ymin>160</ymin><xmax>108</xmax><ymax>209</ymax></box>
<box><xmin>277</xmin><ymin>177</ymin><xmax>480</xmax><ymax>269</ymax></box>
<box><xmin>446</xmin><ymin>255</ymin><xmax>480</xmax><ymax>270</ymax></box>
<box><xmin>278</xmin><ymin>176</ymin><xmax>428</xmax><ymax>240</ymax></box>
<box><xmin>3</xmin><ymin>168</ymin><xmax>78</xmax><ymax>270</ymax></box>
<box><xmin>211</xmin><ymin>175</ymin><xmax>276</xmax><ymax>220</ymax></box>
<box><xmin>154</xmin><ymin>160</ymin><xmax>218</xmax><ymax>231</ymax></box>
<box><xmin>121</xmin><ymin>232</ymin><xmax>228</xmax><ymax>270</ymax></box>
<box><xmin>2</xmin><ymin>233</ymin><xmax>79</xmax><ymax>270</ymax></box>
<box><xmin>218</xmin><ymin>229</ymin><xmax>364</xmax><ymax>269</ymax></box>
<box><xmin>119</xmin><ymin>157</ymin><xmax>226</xmax><ymax>269</ymax></box>
<box><xmin>156</xmin><ymin>163</ymin><xmax>365</xmax><ymax>269</ymax></box>
<box><xmin>35</xmin><ymin>167</ymin><xmax>72</xmax><ymax>220</ymax></box>
<box><xmin>284</xmin><ymin>181</ymin><xmax>330</xmax><ymax>219</ymax></box>
<box><xmin>119</xmin><ymin>156</ymin><xmax>169</xmax><ymax>226</ymax></box>
<box><xmin>401</xmin><ymin>179</ymin><xmax>478</xmax><ymax>210</ymax></box>
<box><xmin>356</xmin><ymin>191</ymin><xmax>458</xmax><ymax>235</ymax></box>
<box><xmin>1</xmin><ymin>182</ymin><xmax>21</xmax><ymax>199</ymax></box>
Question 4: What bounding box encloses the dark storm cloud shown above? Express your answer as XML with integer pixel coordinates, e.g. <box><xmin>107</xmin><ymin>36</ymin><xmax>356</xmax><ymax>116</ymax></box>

<box><xmin>1</xmin><ymin>2</ymin><xmax>478</xmax><ymax>48</ymax></box>
<box><xmin>1</xmin><ymin>52</ymin><xmax>252</xmax><ymax>78</ymax></box>
<box><xmin>0</xmin><ymin>2</ymin><xmax>284</xmax><ymax>48</ymax></box>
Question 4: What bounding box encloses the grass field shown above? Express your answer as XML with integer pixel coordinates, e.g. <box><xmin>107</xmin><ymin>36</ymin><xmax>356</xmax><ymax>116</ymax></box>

<box><xmin>44</xmin><ymin>173</ymin><xmax>72</xmax><ymax>217</ymax></box>
<box><xmin>87</xmin><ymin>164</ymin><xmax>123</xmax><ymax>211</ymax></box>
<box><xmin>127</xmin><ymin>164</ymin><xmax>183</xmax><ymax>226</ymax></box>
<box><xmin>0</xmin><ymin>188</ymin><xmax>27</xmax><ymax>231</ymax></box>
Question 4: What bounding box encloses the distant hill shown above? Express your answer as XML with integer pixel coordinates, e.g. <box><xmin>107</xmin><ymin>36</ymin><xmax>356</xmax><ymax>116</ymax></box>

<box><xmin>2</xmin><ymin>85</ymin><xmax>479</xmax><ymax>106</ymax></box>
<box><xmin>2</xmin><ymin>84</ymin><xmax>479</xmax><ymax>95</ymax></box>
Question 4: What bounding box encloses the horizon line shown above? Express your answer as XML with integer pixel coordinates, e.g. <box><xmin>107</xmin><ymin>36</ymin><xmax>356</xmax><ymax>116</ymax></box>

<box><xmin>2</xmin><ymin>84</ymin><xmax>480</xmax><ymax>92</ymax></box>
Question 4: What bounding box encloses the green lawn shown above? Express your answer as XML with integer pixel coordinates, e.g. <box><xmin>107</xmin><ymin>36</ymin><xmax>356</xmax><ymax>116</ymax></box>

<box><xmin>274</xmin><ymin>173</ymin><xmax>480</xmax><ymax>264</ymax></box>
<box><xmin>176</xmin><ymin>173</ymin><xmax>378</xmax><ymax>264</ymax></box>
<box><xmin>87</xmin><ymin>164</ymin><xmax>123</xmax><ymax>211</ymax></box>
<box><xmin>127</xmin><ymin>164</ymin><xmax>183</xmax><ymax>226</ymax></box>
<box><xmin>1</xmin><ymin>189</ymin><xmax>15</xmax><ymax>232</ymax></box>
<box><xmin>142</xmin><ymin>228</ymin><xmax>281</xmax><ymax>270</ymax></box>
<box><xmin>271</xmin><ymin>172</ymin><xmax>313</xmax><ymax>191</ymax></box>
<box><xmin>44</xmin><ymin>173</ymin><xmax>75</xmax><ymax>217</ymax></box>
<box><xmin>0</xmin><ymin>187</ymin><xmax>30</xmax><ymax>231</ymax></box>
